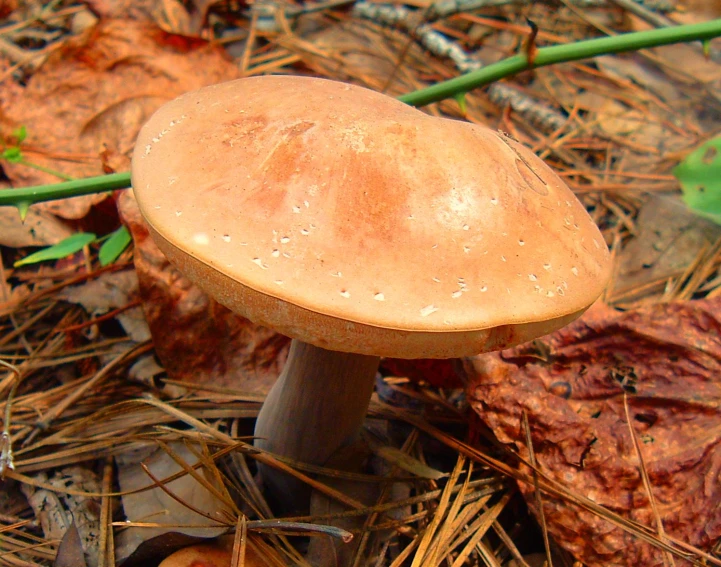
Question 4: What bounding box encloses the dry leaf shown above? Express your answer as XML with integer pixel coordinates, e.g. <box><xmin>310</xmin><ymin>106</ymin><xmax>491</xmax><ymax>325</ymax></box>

<box><xmin>611</xmin><ymin>194</ymin><xmax>721</xmax><ymax>301</ymax></box>
<box><xmin>54</xmin><ymin>522</ymin><xmax>89</xmax><ymax>567</ymax></box>
<box><xmin>22</xmin><ymin>467</ymin><xmax>101</xmax><ymax>567</ymax></box>
<box><xmin>114</xmin><ymin>442</ymin><xmax>231</xmax><ymax>563</ymax></box>
<box><xmin>464</xmin><ymin>300</ymin><xmax>721</xmax><ymax>566</ymax></box>
<box><xmin>56</xmin><ymin>269</ymin><xmax>151</xmax><ymax>342</ymax></box>
<box><xmin>0</xmin><ymin>206</ymin><xmax>74</xmax><ymax>248</ymax></box>
<box><xmin>595</xmin><ymin>55</ymin><xmax>683</xmax><ymax>105</ymax></box>
<box><xmin>117</xmin><ymin>190</ymin><xmax>289</xmax><ymax>394</ymax></box>
<box><xmin>381</xmin><ymin>358</ymin><xmax>462</xmax><ymax>389</ymax></box>
<box><xmin>1</xmin><ymin>18</ymin><xmax>238</xmax><ymax>219</ymax></box>
<box><xmin>674</xmin><ymin>0</ymin><xmax>721</xmax><ymax>21</ymax></box>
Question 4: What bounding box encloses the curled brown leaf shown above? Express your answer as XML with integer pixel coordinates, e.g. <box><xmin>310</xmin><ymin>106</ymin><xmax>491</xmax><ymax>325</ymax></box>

<box><xmin>465</xmin><ymin>300</ymin><xmax>721</xmax><ymax>567</ymax></box>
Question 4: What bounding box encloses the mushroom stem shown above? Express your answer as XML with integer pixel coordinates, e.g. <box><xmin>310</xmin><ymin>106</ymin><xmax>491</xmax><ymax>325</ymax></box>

<box><xmin>254</xmin><ymin>340</ymin><xmax>380</xmax><ymax>514</ymax></box>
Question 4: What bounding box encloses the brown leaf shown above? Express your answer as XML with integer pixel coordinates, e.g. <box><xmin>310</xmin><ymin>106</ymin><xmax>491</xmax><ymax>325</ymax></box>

<box><xmin>23</xmin><ymin>467</ymin><xmax>101</xmax><ymax>567</ymax></box>
<box><xmin>464</xmin><ymin>300</ymin><xmax>721</xmax><ymax>567</ymax></box>
<box><xmin>0</xmin><ymin>207</ymin><xmax>74</xmax><ymax>248</ymax></box>
<box><xmin>54</xmin><ymin>522</ymin><xmax>88</xmax><ymax>567</ymax></box>
<box><xmin>56</xmin><ymin>270</ymin><xmax>150</xmax><ymax>342</ymax></box>
<box><xmin>117</xmin><ymin>189</ymin><xmax>288</xmax><ymax>394</ymax></box>
<box><xmin>611</xmin><ymin>194</ymin><xmax>721</xmax><ymax>302</ymax></box>
<box><xmin>114</xmin><ymin>442</ymin><xmax>230</xmax><ymax>563</ymax></box>
<box><xmin>1</xmin><ymin>18</ymin><xmax>238</xmax><ymax>219</ymax></box>
<box><xmin>381</xmin><ymin>358</ymin><xmax>462</xmax><ymax>389</ymax></box>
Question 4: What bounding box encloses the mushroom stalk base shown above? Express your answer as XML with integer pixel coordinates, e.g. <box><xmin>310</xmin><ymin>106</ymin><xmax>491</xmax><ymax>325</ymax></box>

<box><xmin>254</xmin><ymin>340</ymin><xmax>380</xmax><ymax>515</ymax></box>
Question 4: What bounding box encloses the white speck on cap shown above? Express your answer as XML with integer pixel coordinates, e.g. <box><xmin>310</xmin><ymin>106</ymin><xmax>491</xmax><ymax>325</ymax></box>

<box><xmin>193</xmin><ymin>233</ymin><xmax>209</xmax><ymax>245</ymax></box>
<box><xmin>420</xmin><ymin>305</ymin><xmax>438</xmax><ymax>317</ymax></box>
<box><xmin>252</xmin><ymin>258</ymin><xmax>268</xmax><ymax>269</ymax></box>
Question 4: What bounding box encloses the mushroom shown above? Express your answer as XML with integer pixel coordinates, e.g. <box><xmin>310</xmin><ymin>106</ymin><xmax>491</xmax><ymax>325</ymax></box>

<box><xmin>131</xmin><ymin>76</ymin><xmax>611</xmax><ymax>514</ymax></box>
<box><xmin>158</xmin><ymin>536</ymin><xmax>263</xmax><ymax>567</ymax></box>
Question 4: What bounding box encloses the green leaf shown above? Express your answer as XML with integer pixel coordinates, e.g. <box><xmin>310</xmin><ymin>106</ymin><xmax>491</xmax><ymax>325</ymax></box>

<box><xmin>12</xmin><ymin>125</ymin><xmax>27</xmax><ymax>144</ymax></box>
<box><xmin>16</xmin><ymin>201</ymin><xmax>30</xmax><ymax>222</ymax></box>
<box><xmin>14</xmin><ymin>233</ymin><xmax>96</xmax><ymax>267</ymax></box>
<box><xmin>453</xmin><ymin>92</ymin><xmax>467</xmax><ymax>115</ymax></box>
<box><xmin>673</xmin><ymin>134</ymin><xmax>721</xmax><ymax>224</ymax></box>
<box><xmin>99</xmin><ymin>225</ymin><xmax>131</xmax><ymax>266</ymax></box>
<box><xmin>2</xmin><ymin>147</ymin><xmax>23</xmax><ymax>163</ymax></box>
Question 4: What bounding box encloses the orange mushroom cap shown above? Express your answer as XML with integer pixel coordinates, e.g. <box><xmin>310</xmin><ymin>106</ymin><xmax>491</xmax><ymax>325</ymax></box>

<box><xmin>158</xmin><ymin>536</ymin><xmax>263</xmax><ymax>567</ymax></box>
<box><xmin>132</xmin><ymin>76</ymin><xmax>611</xmax><ymax>358</ymax></box>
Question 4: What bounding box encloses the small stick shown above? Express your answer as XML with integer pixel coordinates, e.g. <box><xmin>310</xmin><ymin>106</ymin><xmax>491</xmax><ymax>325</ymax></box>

<box><xmin>522</xmin><ymin>411</ymin><xmax>553</xmax><ymax>567</ymax></box>
<box><xmin>0</xmin><ymin>359</ymin><xmax>22</xmax><ymax>476</ymax></box>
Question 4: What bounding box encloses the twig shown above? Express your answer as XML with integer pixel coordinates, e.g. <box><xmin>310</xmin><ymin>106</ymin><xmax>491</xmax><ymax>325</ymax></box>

<box><xmin>623</xmin><ymin>393</ymin><xmax>675</xmax><ymax>567</ymax></box>
<box><xmin>522</xmin><ymin>411</ymin><xmax>553</xmax><ymax>567</ymax></box>
<box><xmin>609</xmin><ymin>0</ymin><xmax>676</xmax><ymax>28</ymax></box>
<box><xmin>24</xmin><ymin>340</ymin><xmax>152</xmax><ymax>445</ymax></box>
<box><xmin>353</xmin><ymin>3</ymin><xmax>483</xmax><ymax>73</ymax></box>
<box><xmin>382</xmin><ymin>403</ymin><xmax>721</xmax><ymax>566</ymax></box>
<box><xmin>98</xmin><ymin>458</ymin><xmax>113</xmax><ymax>567</ymax></box>
<box><xmin>410</xmin><ymin>454</ymin><xmax>465</xmax><ymax>567</ymax></box>
<box><xmin>0</xmin><ymin>359</ymin><xmax>23</xmax><ymax>477</ymax></box>
<box><xmin>355</xmin><ymin>0</ymin><xmax>568</xmax><ymax>132</ymax></box>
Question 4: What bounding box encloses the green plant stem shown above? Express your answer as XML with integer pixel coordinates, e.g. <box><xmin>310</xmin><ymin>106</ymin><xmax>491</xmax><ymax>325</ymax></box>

<box><xmin>0</xmin><ymin>172</ymin><xmax>130</xmax><ymax>207</ymax></box>
<box><xmin>17</xmin><ymin>159</ymin><xmax>74</xmax><ymax>181</ymax></box>
<box><xmin>2</xmin><ymin>18</ymin><xmax>721</xmax><ymax>207</ymax></box>
<box><xmin>399</xmin><ymin>18</ymin><xmax>721</xmax><ymax>106</ymax></box>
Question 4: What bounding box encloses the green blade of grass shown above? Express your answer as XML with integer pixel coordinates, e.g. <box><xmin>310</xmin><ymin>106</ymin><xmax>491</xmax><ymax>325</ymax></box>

<box><xmin>14</xmin><ymin>232</ymin><xmax>96</xmax><ymax>267</ymax></box>
<box><xmin>99</xmin><ymin>226</ymin><xmax>132</xmax><ymax>266</ymax></box>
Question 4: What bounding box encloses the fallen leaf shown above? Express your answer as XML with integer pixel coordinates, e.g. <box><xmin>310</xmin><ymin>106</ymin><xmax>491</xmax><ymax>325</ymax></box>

<box><xmin>0</xmin><ymin>0</ymin><xmax>17</xmax><ymax>19</ymax></box>
<box><xmin>56</xmin><ymin>269</ymin><xmax>151</xmax><ymax>342</ymax></box>
<box><xmin>22</xmin><ymin>467</ymin><xmax>101</xmax><ymax>567</ymax></box>
<box><xmin>464</xmin><ymin>299</ymin><xmax>721</xmax><ymax>567</ymax></box>
<box><xmin>0</xmin><ymin>206</ymin><xmax>74</xmax><ymax>248</ymax></box>
<box><xmin>114</xmin><ymin>442</ymin><xmax>231</xmax><ymax>563</ymax></box>
<box><xmin>54</xmin><ymin>522</ymin><xmax>89</xmax><ymax>567</ymax></box>
<box><xmin>596</xmin><ymin>55</ymin><xmax>683</xmax><ymax>105</ymax></box>
<box><xmin>674</xmin><ymin>133</ymin><xmax>721</xmax><ymax>223</ymax></box>
<box><xmin>117</xmin><ymin>189</ymin><xmax>288</xmax><ymax>394</ymax></box>
<box><xmin>673</xmin><ymin>0</ymin><xmax>721</xmax><ymax>22</ymax></box>
<box><xmin>381</xmin><ymin>358</ymin><xmax>462</xmax><ymax>389</ymax></box>
<box><xmin>374</xmin><ymin>445</ymin><xmax>447</xmax><ymax>480</ymax></box>
<box><xmin>611</xmin><ymin>194</ymin><xmax>721</xmax><ymax>301</ymax></box>
<box><xmin>1</xmin><ymin>18</ymin><xmax>238</xmax><ymax>219</ymax></box>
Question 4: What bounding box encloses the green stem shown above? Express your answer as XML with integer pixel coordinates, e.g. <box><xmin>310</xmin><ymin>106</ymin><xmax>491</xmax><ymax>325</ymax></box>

<box><xmin>1</xmin><ymin>18</ymin><xmax>720</xmax><ymax>207</ymax></box>
<box><xmin>400</xmin><ymin>18</ymin><xmax>721</xmax><ymax>106</ymax></box>
<box><xmin>18</xmin><ymin>159</ymin><xmax>74</xmax><ymax>182</ymax></box>
<box><xmin>0</xmin><ymin>172</ymin><xmax>131</xmax><ymax>207</ymax></box>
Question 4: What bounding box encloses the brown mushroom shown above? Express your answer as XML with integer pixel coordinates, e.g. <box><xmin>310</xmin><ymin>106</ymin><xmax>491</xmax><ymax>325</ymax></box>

<box><xmin>158</xmin><ymin>536</ymin><xmax>263</xmax><ymax>567</ymax></box>
<box><xmin>131</xmin><ymin>76</ymin><xmax>611</xmax><ymax>513</ymax></box>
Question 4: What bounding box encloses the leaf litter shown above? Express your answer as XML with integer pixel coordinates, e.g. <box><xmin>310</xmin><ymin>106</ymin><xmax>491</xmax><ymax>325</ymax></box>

<box><xmin>2</xmin><ymin>0</ymin><xmax>721</xmax><ymax>566</ymax></box>
<box><xmin>464</xmin><ymin>299</ymin><xmax>721</xmax><ymax>566</ymax></box>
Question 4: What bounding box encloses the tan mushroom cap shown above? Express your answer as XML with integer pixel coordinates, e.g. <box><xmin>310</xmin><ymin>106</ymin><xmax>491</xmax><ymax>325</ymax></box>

<box><xmin>157</xmin><ymin>536</ymin><xmax>263</xmax><ymax>567</ymax></box>
<box><xmin>132</xmin><ymin>76</ymin><xmax>611</xmax><ymax>358</ymax></box>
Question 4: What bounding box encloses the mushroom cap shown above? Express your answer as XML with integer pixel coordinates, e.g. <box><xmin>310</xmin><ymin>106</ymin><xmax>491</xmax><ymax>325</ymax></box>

<box><xmin>132</xmin><ymin>76</ymin><xmax>611</xmax><ymax>358</ymax></box>
<box><xmin>157</xmin><ymin>536</ymin><xmax>262</xmax><ymax>567</ymax></box>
